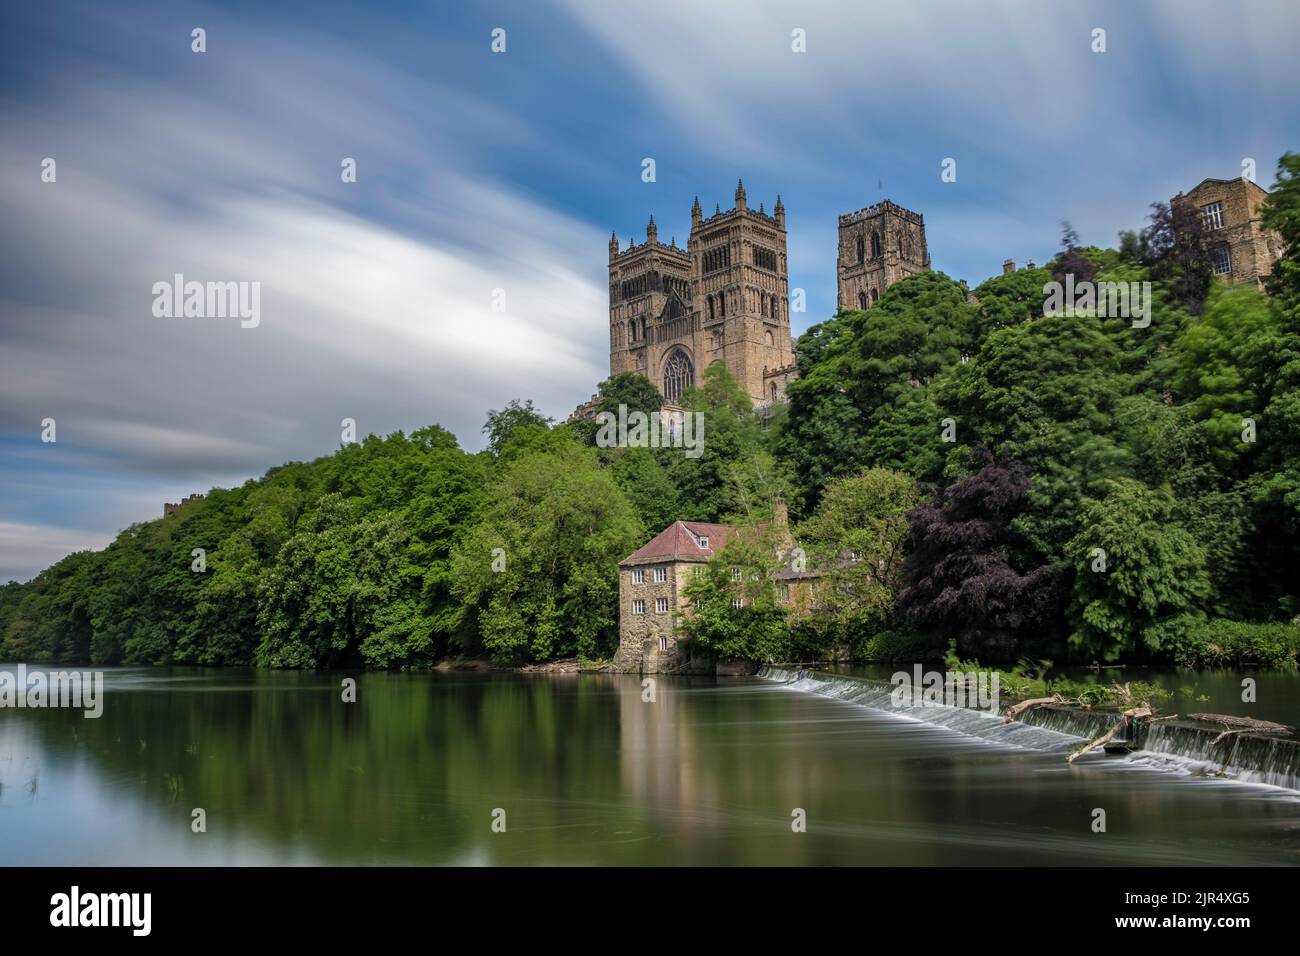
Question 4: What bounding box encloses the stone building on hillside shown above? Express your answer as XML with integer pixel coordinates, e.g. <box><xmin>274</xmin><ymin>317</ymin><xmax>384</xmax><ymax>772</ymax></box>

<box><xmin>836</xmin><ymin>199</ymin><xmax>930</xmax><ymax>312</ymax></box>
<box><xmin>591</xmin><ymin>188</ymin><xmax>934</xmax><ymax>425</ymax></box>
<box><xmin>1171</xmin><ymin>177</ymin><xmax>1283</xmax><ymax>291</ymax></box>
<box><xmin>163</xmin><ymin>494</ymin><xmax>205</xmax><ymax>518</ymax></box>
<box><xmin>611</xmin><ymin>501</ymin><xmax>812</xmax><ymax>674</ymax></box>
<box><xmin>608</xmin><ymin>180</ymin><xmax>797</xmax><ymax>409</ymax></box>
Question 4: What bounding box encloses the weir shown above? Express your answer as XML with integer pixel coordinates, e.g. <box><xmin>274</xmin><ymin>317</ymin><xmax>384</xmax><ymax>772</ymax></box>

<box><xmin>757</xmin><ymin>666</ymin><xmax>1300</xmax><ymax>792</ymax></box>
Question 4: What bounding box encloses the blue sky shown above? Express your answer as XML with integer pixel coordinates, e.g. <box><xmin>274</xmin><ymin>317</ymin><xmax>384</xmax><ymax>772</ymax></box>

<box><xmin>2</xmin><ymin>0</ymin><xmax>1299</xmax><ymax>581</ymax></box>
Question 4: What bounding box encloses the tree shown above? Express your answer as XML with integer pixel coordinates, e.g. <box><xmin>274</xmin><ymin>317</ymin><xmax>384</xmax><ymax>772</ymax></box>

<box><xmin>968</xmin><ymin>263</ymin><xmax>1050</xmax><ymax>348</ymax></box>
<box><xmin>668</xmin><ymin>362</ymin><xmax>776</xmax><ymax>522</ymax></box>
<box><xmin>899</xmin><ymin>458</ymin><xmax>1068</xmax><ymax>661</ymax></box>
<box><xmin>680</xmin><ymin>523</ymin><xmax>788</xmax><ymax>662</ymax></box>
<box><xmin>950</xmin><ymin>311</ymin><xmax>1134</xmax><ymax>560</ymax></box>
<box><xmin>482</xmin><ymin>399</ymin><xmax>553</xmax><ymax>456</ymax></box>
<box><xmin>450</xmin><ymin>441</ymin><xmax>643</xmax><ymax>663</ymax></box>
<box><xmin>255</xmin><ymin>495</ymin><xmax>430</xmax><ymax>668</ymax></box>
<box><xmin>1066</xmin><ymin>479</ymin><xmax>1209</xmax><ymax>661</ymax></box>
<box><xmin>1051</xmin><ymin>220</ymin><xmax>1099</xmax><ymax>286</ymax></box>
<box><xmin>781</xmin><ymin>271</ymin><xmax>975</xmax><ymax>511</ymax></box>
<box><xmin>1137</xmin><ymin>200</ymin><xmax>1213</xmax><ymax>315</ymax></box>
<box><xmin>572</xmin><ymin>372</ymin><xmax>664</xmax><ymax>447</ymax></box>
<box><xmin>1261</xmin><ymin>152</ymin><xmax>1300</xmax><ymax>313</ymax></box>
<box><xmin>609</xmin><ymin>448</ymin><xmax>680</xmax><ymax>534</ymax></box>
<box><xmin>1167</xmin><ymin>283</ymin><xmax>1282</xmax><ymax>465</ymax></box>
<box><xmin>796</xmin><ymin>468</ymin><xmax>920</xmax><ymax>631</ymax></box>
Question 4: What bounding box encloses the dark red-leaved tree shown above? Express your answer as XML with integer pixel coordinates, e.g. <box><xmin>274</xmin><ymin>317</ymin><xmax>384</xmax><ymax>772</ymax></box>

<box><xmin>899</xmin><ymin>455</ymin><xmax>1068</xmax><ymax>661</ymax></box>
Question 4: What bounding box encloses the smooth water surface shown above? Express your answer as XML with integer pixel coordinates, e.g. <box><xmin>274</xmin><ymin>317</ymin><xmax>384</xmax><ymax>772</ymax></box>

<box><xmin>2</xmin><ymin>665</ymin><xmax>1298</xmax><ymax>865</ymax></box>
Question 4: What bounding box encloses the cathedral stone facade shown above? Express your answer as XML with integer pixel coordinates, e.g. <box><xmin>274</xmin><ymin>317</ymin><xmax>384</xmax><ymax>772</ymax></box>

<box><xmin>609</xmin><ymin>180</ymin><xmax>797</xmax><ymax>407</ymax></box>
<box><xmin>836</xmin><ymin>200</ymin><xmax>930</xmax><ymax>312</ymax></box>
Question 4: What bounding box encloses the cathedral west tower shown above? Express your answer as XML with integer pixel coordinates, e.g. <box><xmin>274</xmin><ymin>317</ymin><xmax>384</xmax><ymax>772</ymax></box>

<box><xmin>609</xmin><ymin>180</ymin><xmax>796</xmax><ymax>406</ymax></box>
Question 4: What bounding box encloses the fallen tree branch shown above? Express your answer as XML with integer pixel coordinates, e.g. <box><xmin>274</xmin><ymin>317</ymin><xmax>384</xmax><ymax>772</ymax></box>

<box><xmin>1210</xmin><ymin>728</ymin><xmax>1253</xmax><ymax>746</ymax></box>
<box><xmin>1068</xmin><ymin>723</ymin><xmax>1123</xmax><ymax>763</ymax></box>
<box><xmin>1187</xmin><ymin>713</ymin><xmax>1293</xmax><ymax>735</ymax></box>
<box><xmin>1004</xmin><ymin>695</ymin><xmax>1063</xmax><ymax>723</ymax></box>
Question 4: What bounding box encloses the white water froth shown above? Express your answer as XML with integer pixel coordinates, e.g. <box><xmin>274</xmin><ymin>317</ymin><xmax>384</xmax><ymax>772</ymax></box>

<box><xmin>758</xmin><ymin>666</ymin><xmax>1300</xmax><ymax>793</ymax></box>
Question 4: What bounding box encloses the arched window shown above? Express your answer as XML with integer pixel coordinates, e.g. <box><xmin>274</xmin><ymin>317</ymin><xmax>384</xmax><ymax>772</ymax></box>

<box><xmin>858</xmin><ymin>291</ymin><xmax>867</xmax><ymax>309</ymax></box>
<box><xmin>897</xmin><ymin>234</ymin><xmax>903</xmax><ymax>255</ymax></box>
<box><xmin>871</xmin><ymin>231</ymin><xmax>882</xmax><ymax>258</ymax></box>
<box><xmin>707</xmin><ymin>295</ymin><xmax>715</xmax><ymax>321</ymax></box>
<box><xmin>765</xmin><ymin>330</ymin><xmax>774</xmax><ymax>347</ymax></box>
<box><xmin>856</xmin><ymin>235</ymin><xmax>865</xmax><ymax>263</ymax></box>
<box><xmin>627</xmin><ymin>319</ymin><xmax>636</xmax><ymax>342</ymax></box>
<box><xmin>663</xmin><ymin>348</ymin><xmax>694</xmax><ymax>403</ymax></box>
<box><xmin>770</xmin><ymin>382</ymin><xmax>779</xmax><ymax>403</ymax></box>
<box><xmin>772</xmin><ymin>297</ymin><xmax>781</xmax><ymax>321</ymax></box>
<box><xmin>719</xmin><ymin>291</ymin><xmax>726</xmax><ymax>318</ymax></box>
<box><xmin>871</xmin><ymin>288</ymin><xmax>879</xmax><ymax>303</ymax></box>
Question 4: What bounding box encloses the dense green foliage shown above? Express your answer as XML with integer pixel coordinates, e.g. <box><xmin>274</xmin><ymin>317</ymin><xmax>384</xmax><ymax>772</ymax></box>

<box><xmin>1162</xmin><ymin>618</ymin><xmax>1300</xmax><ymax>669</ymax></box>
<box><xmin>795</xmin><ymin>468</ymin><xmax>920</xmax><ymax>633</ymax></box>
<box><xmin>679</xmin><ymin>524</ymin><xmax>788</xmax><ymax>662</ymax></box>
<box><xmin>450</xmin><ymin>440</ymin><xmax>643</xmax><ymax>663</ymax></box>
<box><xmin>782</xmin><ymin>153</ymin><xmax>1300</xmax><ymax>665</ymax></box>
<box><xmin>6</xmin><ymin>153</ymin><xmax>1300</xmax><ymax>669</ymax></box>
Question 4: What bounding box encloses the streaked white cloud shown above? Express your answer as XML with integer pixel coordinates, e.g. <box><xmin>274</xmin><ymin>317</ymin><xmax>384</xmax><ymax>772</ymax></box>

<box><xmin>0</xmin><ymin>522</ymin><xmax>116</xmax><ymax>584</ymax></box>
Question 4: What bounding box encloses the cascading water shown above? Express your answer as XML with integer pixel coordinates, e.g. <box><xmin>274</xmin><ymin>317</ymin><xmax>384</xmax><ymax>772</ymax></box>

<box><xmin>757</xmin><ymin>666</ymin><xmax>1300</xmax><ymax>793</ymax></box>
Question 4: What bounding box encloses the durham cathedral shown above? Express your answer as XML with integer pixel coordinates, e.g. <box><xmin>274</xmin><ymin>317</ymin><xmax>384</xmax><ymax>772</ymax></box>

<box><xmin>599</xmin><ymin>180</ymin><xmax>930</xmax><ymax>410</ymax></box>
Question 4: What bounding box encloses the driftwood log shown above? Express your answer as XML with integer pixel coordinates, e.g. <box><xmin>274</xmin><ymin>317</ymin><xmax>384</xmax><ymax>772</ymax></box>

<box><xmin>1066</xmin><ymin>705</ymin><xmax>1155</xmax><ymax>763</ymax></box>
<box><xmin>1067</xmin><ymin>723</ymin><xmax>1123</xmax><ymax>763</ymax></box>
<box><xmin>1186</xmin><ymin>713</ymin><xmax>1294</xmax><ymax>745</ymax></box>
<box><xmin>1003</xmin><ymin>695</ymin><xmax>1063</xmax><ymax>723</ymax></box>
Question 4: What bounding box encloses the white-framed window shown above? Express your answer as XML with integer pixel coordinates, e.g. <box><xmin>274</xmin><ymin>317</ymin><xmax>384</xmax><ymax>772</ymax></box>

<box><xmin>698</xmin><ymin>535</ymin><xmax>709</xmax><ymax>549</ymax></box>
<box><xmin>694</xmin><ymin>566</ymin><xmax>705</xmax><ymax>578</ymax></box>
<box><xmin>653</xmin><ymin>566</ymin><xmax>667</xmax><ymax>584</ymax></box>
<box><xmin>632</xmin><ymin>599</ymin><xmax>645</xmax><ymax>615</ymax></box>
<box><xmin>632</xmin><ymin>569</ymin><xmax>645</xmax><ymax>585</ymax></box>
<box><xmin>1201</xmin><ymin>201</ymin><xmax>1224</xmax><ymax>231</ymax></box>
<box><xmin>655</xmin><ymin>597</ymin><xmax>669</xmax><ymax>614</ymax></box>
<box><xmin>731</xmin><ymin>597</ymin><xmax>744</xmax><ymax>609</ymax></box>
<box><xmin>659</xmin><ymin>636</ymin><xmax>669</xmax><ymax>652</ymax></box>
<box><xmin>730</xmin><ymin>567</ymin><xmax>742</xmax><ymax>582</ymax></box>
<box><xmin>1212</xmin><ymin>245</ymin><xmax>1232</xmax><ymax>275</ymax></box>
<box><xmin>778</xmin><ymin>584</ymin><xmax>790</xmax><ymax>604</ymax></box>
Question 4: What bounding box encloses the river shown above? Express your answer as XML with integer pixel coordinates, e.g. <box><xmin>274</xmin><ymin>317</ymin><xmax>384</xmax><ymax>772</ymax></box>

<box><xmin>1</xmin><ymin>665</ymin><xmax>1298</xmax><ymax>865</ymax></box>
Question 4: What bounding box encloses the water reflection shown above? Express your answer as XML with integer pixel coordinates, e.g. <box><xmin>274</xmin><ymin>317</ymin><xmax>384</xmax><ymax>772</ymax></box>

<box><xmin>0</xmin><ymin>665</ymin><xmax>1297</xmax><ymax>866</ymax></box>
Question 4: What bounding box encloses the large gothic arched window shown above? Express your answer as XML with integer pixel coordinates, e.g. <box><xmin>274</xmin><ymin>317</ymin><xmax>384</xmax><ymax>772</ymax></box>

<box><xmin>856</xmin><ymin>235</ymin><xmax>865</xmax><ymax>264</ymax></box>
<box><xmin>663</xmin><ymin>348</ymin><xmax>694</xmax><ymax>403</ymax></box>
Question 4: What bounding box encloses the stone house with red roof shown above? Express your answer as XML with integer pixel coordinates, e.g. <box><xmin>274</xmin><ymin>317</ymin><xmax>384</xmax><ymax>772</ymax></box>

<box><xmin>610</xmin><ymin>502</ymin><xmax>803</xmax><ymax>673</ymax></box>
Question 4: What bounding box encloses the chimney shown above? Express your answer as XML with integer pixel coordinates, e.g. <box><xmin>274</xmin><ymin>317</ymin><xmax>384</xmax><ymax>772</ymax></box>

<box><xmin>1026</xmin><ymin>259</ymin><xmax>1036</xmax><ymax>270</ymax></box>
<box><xmin>1002</xmin><ymin>258</ymin><xmax>1016</xmax><ymax>275</ymax></box>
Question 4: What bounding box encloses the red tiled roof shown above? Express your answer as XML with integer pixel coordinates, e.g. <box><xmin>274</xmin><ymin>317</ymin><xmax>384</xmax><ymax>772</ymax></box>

<box><xmin>620</xmin><ymin>521</ymin><xmax>737</xmax><ymax>566</ymax></box>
